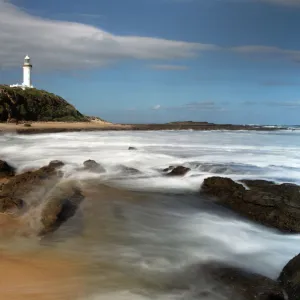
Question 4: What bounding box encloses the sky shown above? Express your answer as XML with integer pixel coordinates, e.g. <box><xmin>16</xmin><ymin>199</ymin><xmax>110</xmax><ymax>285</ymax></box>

<box><xmin>0</xmin><ymin>0</ymin><xmax>300</xmax><ymax>124</ymax></box>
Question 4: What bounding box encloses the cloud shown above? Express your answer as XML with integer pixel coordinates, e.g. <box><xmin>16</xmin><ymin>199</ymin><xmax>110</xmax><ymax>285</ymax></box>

<box><xmin>167</xmin><ymin>101</ymin><xmax>226</xmax><ymax>111</ymax></box>
<box><xmin>261</xmin><ymin>80</ymin><xmax>300</xmax><ymax>86</ymax></box>
<box><xmin>150</xmin><ymin>64</ymin><xmax>189</xmax><ymax>70</ymax></box>
<box><xmin>243</xmin><ymin>100</ymin><xmax>300</xmax><ymax>107</ymax></box>
<box><xmin>0</xmin><ymin>0</ymin><xmax>217</xmax><ymax>70</ymax></box>
<box><xmin>1</xmin><ymin>0</ymin><xmax>300</xmax><ymax>72</ymax></box>
<box><xmin>230</xmin><ymin>45</ymin><xmax>300</xmax><ymax>61</ymax></box>
<box><xmin>152</xmin><ymin>104</ymin><xmax>161</xmax><ymax>110</ymax></box>
<box><xmin>260</xmin><ymin>0</ymin><xmax>300</xmax><ymax>7</ymax></box>
<box><xmin>268</xmin><ymin>101</ymin><xmax>300</xmax><ymax>107</ymax></box>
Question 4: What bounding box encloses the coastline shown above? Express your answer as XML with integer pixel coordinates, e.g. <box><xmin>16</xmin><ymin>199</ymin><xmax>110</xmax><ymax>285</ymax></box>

<box><xmin>0</xmin><ymin>121</ymin><xmax>285</xmax><ymax>135</ymax></box>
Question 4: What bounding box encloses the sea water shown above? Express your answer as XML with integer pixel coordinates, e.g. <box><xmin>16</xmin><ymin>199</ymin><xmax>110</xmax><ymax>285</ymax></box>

<box><xmin>0</xmin><ymin>129</ymin><xmax>300</xmax><ymax>299</ymax></box>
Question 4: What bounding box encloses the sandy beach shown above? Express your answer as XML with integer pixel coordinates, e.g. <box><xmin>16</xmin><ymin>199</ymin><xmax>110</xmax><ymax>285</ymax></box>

<box><xmin>0</xmin><ymin>121</ymin><xmax>132</xmax><ymax>134</ymax></box>
<box><xmin>0</xmin><ymin>121</ymin><xmax>280</xmax><ymax>134</ymax></box>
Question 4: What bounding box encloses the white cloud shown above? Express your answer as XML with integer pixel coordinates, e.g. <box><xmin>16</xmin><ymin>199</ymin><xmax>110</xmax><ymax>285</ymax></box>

<box><xmin>0</xmin><ymin>0</ymin><xmax>217</xmax><ymax>70</ymax></box>
<box><xmin>1</xmin><ymin>0</ymin><xmax>300</xmax><ymax>72</ymax></box>
<box><xmin>150</xmin><ymin>64</ymin><xmax>188</xmax><ymax>70</ymax></box>
<box><xmin>152</xmin><ymin>105</ymin><xmax>161</xmax><ymax>110</ymax></box>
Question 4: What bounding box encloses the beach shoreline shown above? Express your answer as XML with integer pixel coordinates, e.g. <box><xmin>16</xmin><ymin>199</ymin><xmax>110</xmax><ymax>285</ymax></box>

<box><xmin>0</xmin><ymin>121</ymin><xmax>283</xmax><ymax>134</ymax></box>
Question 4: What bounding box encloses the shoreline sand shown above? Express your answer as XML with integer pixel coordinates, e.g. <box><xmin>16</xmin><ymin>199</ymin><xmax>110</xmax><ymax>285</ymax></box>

<box><xmin>0</xmin><ymin>121</ymin><xmax>283</xmax><ymax>134</ymax></box>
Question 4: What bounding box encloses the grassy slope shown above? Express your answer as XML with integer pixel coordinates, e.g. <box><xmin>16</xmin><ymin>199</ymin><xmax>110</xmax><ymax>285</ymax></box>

<box><xmin>0</xmin><ymin>85</ymin><xmax>88</xmax><ymax>122</ymax></box>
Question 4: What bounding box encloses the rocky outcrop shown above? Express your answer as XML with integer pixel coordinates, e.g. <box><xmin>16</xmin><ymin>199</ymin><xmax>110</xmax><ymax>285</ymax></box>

<box><xmin>83</xmin><ymin>160</ymin><xmax>106</xmax><ymax>173</ymax></box>
<box><xmin>278</xmin><ymin>253</ymin><xmax>300</xmax><ymax>300</ymax></box>
<box><xmin>39</xmin><ymin>183</ymin><xmax>84</xmax><ymax>235</ymax></box>
<box><xmin>163</xmin><ymin>166</ymin><xmax>191</xmax><ymax>176</ymax></box>
<box><xmin>201</xmin><ymin>176</ymin><xmax>300</xmax><ymax>233</ymax></box>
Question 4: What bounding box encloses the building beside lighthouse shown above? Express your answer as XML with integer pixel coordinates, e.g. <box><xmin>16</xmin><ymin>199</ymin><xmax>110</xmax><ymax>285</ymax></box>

<box><xmin>10</xmin><ymin>55</ymin><xmax>33</xmax><ymax>89</ymax></box>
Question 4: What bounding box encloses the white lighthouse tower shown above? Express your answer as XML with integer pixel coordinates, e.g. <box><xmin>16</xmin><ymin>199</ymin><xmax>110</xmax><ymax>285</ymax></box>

<box><xmin>22</xmin><ymin>55</ymin><xmax>32</xmax><ymax>88</ymax></box>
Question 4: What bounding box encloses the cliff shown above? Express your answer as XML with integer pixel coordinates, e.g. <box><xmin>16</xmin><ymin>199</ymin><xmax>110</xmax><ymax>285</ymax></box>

<box><xmin>0</xmin><ymin>85</ymin><xmax>88</xmax><ymax>122</ymax></box>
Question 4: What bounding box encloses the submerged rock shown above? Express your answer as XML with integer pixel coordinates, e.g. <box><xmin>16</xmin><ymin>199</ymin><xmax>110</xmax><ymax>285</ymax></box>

<box><xmin>40</xmin><ymin>183</ymin><xmax>84</xmax><ymax>235</ymax></box>
<box><xmin>117</xmin><ymin>165</ymin><xmax>141</xmax><ymax>175</ymax></box>
<box><xmin>278</xmin><ymin>253</ymin><xmax>300</xmax><ymax>300</ymax></box>
<box><xmin>0</xmin><ymin>160</ymin><xmax>15</xmax><ymax>178</ymax></box>
<box><xmin>201</xmin><ymin>176</ymin><xmax>300</xmax><ymax>232</ymax></box>
<box><xmin>165</xmin><ymin>166</ymin><xmax>191</xmax><ymax>176</ymax></box>
<box><xmin>171</xmin><ymin>262</ymin><xmax>285</xmax><ymax>300</ymax></box>
<box><xmin>83</xmin><ymin>160</ymin><xmax>105</xmax><ymax>173</ymax></box>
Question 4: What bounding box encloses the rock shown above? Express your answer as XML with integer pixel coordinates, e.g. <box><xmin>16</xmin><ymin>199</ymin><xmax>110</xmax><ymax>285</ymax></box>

<box><xmin>278</xmin><ymin>253</ymin><xmax>300</xmax><ymax>300</ymax></box>
<box><xmin>165</xmin><ymin>166</ymin><xmax>191</xmax><ymax>176</ymax></box>
<box><xmin>0</xmin><ymin>196</ymin><xmax>25</xmax><ymax>214</ymax></box>
<box><xmin>179</xmin><ymin>262</ymin><xmax>285</xmax><ymax>300</ymax></box>
<box><xmin>162</xmin><ymin>166</ymin><xmax>175</xmax><ymax>173</ymax></box>
<box><xmin>201</xmin><ymin>176</ymin><xmax>300</xmax><ymax>232</ymax></box>
<box><xmin>0</xmin><ymin>160</ymin><xmax>15</xmax><ymax>178</ymax></box>
<box><xmin>48</xmin><ymin>160</ymin><xmax>65</xmax><ymax>168</ymax></box>
<box><xmin>118</xmin><ymin>165</ymin><xmax>141</xmax><ymax>175</ymax></box>
<box><xmin>83</xmin><ymin>160</ymin><xmax>105</xmax><ymax>173</ymax></box>
<box><xmin>39</xmin><ymin>183</ymin><xmax>84</xmax><ymax>235</ymax></box>
<box><xmin>0</xmin><ymin>164</ymin><xmax>63</xmax><ymax>206</ymax></box>
<box><xmin>128</xmin><ymin>147</ymin><xmax>137</xmax><ymax>150</ymax></box>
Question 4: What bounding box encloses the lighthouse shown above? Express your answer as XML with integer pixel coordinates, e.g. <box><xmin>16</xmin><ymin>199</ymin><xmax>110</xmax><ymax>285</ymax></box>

<box><xmin>22</xmin><ymin>55</ymin><xmax>32</xmax><ymax>88</ymax></box>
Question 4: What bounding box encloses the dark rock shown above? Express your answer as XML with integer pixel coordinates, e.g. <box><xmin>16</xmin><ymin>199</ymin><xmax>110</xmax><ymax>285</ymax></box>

<box><xmin>201</xmin><ymin>176</ymin><xmax>300</xmax><ymax>232</ymax></box>
<box><xmin>83</xmin><ymin>160</ymin><xmax>105</xmax><ymax>173</ymax></box>
<box><xmin>39</xmin><ymin>184</ymin><xmax>84</xmax><ymax>235</ymax></box>
<box><xmin>166</xmin><ymin>262</ymin><xmax>285</xmax><ymax>300</ymax></box>
<box><xmin>162</xmin><ymin>166</ymin><xmax>175</xmax><ymax>173</ymax></box>
<box><xmin>118</xmin><ymin>165</ymin><xmax>141</xmax><ymax>175</ymax></box>
<box><xmin>278</xmin><ymin>253</ymin><xmax>300</xmax><ymax>300</ymax></box>
<box><xmin>48</xmin><ymin>160</ymin><xmax>65</xmax><ymax>168</ymax></box>
<box><xmin>202</xmin><ymin>263</ymin><xmax>285</xmax><ymax>300</ymax></box>
<box><xmin>128</xmin><ymin>147</ymin><xmax>137</xmax><ymax>150</ymax></box>
<box><xmin>165</xmin><ymin>166</ymin><xmax>191</xmax><ymax>176</ymax></box>
<box><xmin>0</xmin><ymin>160</ymin><xmax>15</xmax><ymax>178</ymax></box>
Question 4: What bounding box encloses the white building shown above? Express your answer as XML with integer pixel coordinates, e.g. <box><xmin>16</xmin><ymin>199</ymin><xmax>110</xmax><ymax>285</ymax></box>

<box><xmin>10</xmin><ymin>55</ymin><xmax>33</xmax><ymax>89</ymax></box>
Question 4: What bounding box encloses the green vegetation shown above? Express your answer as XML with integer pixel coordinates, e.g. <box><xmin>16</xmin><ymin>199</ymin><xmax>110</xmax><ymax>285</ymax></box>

<box><xmin>0</xmin><ymin>85</ymin><xmax>88</xmax><ymax>122</ymax></box>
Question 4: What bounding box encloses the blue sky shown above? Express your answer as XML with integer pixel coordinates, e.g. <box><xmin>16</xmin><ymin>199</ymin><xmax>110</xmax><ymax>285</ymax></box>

<box><xmin>1</xmin><ymin>0</ymin><xmax>300</xmax><ymax>124</ymax></box>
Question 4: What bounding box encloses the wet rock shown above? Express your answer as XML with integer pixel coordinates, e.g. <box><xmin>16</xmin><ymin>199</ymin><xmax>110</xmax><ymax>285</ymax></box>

<box><xmin>201</xmin><ymin>176</ymin><xmax>300</xmax><ymax>232</ymax></box>
<box><xmin>162</xmin><ymin>166</ymin><xmax>175</xmax><ymax>173</ymax></box>
<box><xmin>40</xmin><ymin>183</ymin><xmax>84</xmax><ymax>235</ymax></box>
<box><xmin>48</xmin><ymin>160</ymin><xmax>65</xmax><ymax>168</ymax></box>
<box><xmin>0</xmin><ymin>160</ymin><xmax>15</xmax><ymax>178</ymax></box>
<box><xmin>0</xmin><ymin>196</ymin><xmax>25</xmax><ymax>214</ymax></box>
<box><xmin>0</xmin><ymin>164</ymin><xmax>62</xmax><ymax>205</ymax></box>
<box><xmin>171</xmin><ymin>262</ymin><xmax>285</xmax><ymax>300</ymax></box>
<box><xmin>118</xmin><ymin>165</ymin><xmax>141</xmax><ymax>175</ymax></box>
<box><xmin>128</xmin><ymin>147</ymin><xmax>137</xmax><ymax>150</ymax></box>
<box><xmin>278</xmin><ymin>253</ymin><xmax>300</xmax><ymax>300</ymax></box>
<box><xmin>83</xmin><ymin>160</ymin><xmax>105</xmax><ymax>173</ymax></box>
<box><xmin>203</xmin><ymin>263</ymin><xmax>285</xmax><ymax>300</ymax></box>
<box><xmin>165</xmin><ymin>166</ymin><xmax>191</xmax><ymax>176</ymax></box>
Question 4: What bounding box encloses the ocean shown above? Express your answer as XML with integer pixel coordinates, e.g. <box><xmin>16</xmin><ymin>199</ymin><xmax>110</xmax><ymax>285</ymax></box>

<box><xmin>0</xmin><ymin>129</ymin><xmax>300</xmax><ymax>299</ymax></box>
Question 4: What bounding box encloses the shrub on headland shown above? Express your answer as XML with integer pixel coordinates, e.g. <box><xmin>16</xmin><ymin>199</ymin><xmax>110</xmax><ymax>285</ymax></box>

<box><xmin>0</xmin><ymin>85</ymin><xmax>88</xmax><ymax>122</ymax></box>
